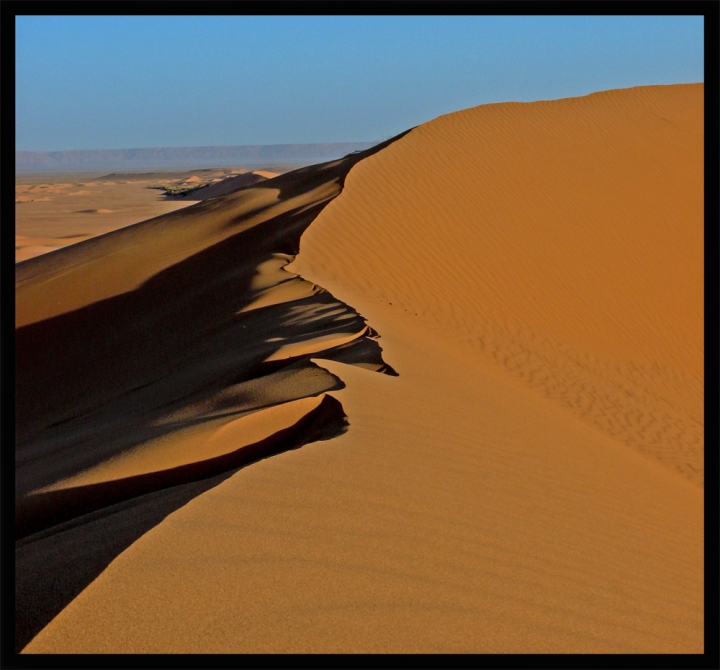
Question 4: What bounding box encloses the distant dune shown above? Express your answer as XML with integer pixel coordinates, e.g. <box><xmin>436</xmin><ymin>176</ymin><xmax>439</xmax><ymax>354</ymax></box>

<box><xmin>16</xmin><ymin>142</ymin><xmax>378</xmax><ymax>172</ymax></box>
<box><xmin>157</xmin><ymin>170</ymin><xmax>281</xmax><ymax>200</ymax></box>
<box><xmin>17</xmin><ymin>84</ymin><xmax>703</xmax><ymax>653</ymax></box>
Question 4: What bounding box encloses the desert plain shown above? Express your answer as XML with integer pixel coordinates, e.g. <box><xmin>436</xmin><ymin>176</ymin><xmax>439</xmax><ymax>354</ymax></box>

<box><xmin>15</xmin><ymin>83</ymin><xmax>703</xmax><ymax>653</ymax></box>
<box><xmin>15</xmin><ymin>167</ymin><xmax>287</xmax><ymax>262</ymax></box>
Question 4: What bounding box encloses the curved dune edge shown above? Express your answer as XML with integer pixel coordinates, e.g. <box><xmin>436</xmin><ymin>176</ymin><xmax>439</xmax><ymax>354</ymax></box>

<box><xmin>162</xmin><ymin>172</ymin><xmax>268</xmax><ymax>200</ymax></box>
<box><xmin>16</xmin><ymin>135</ymin><xmax>406</xmax><ymax>484</ymax></box>
<box><xmin>16</xmin><ymin>394</ymin><xmax>345</xmax><ymax>542</ymax></box>
<box><xmin>16</xmin><ymin>138</ymin><xmax>404</xmax><ymax>525</ymax></box>
<box><xmin>15</xmin><ymin>150</ymin><xmax>400</xmax><ymax>530</ymax></box>
<box><xmin>264</xmin><ymin>326</ymin><xmax>368</xmax><ymax>362</ymax></box>
<box><xmin>16</xmin><ymin>234</ymin><xmax>94</xmax><ymax>263</ymax></box>
<box><xmin>290</xmin><ymin>82</ymin><xmax>704</xmax><ymax>486</ymax></box>
<box><xmin>15</xmin><ymin>245</ymin><xmax>62</xmax><ymax>262</ymax></box>
<box><xmin>15</xmin><ymin>137</ymin><xmax>407</xmax><ymax>651</ymax></box>
<box><xmin>20</xmin><ymin>85</ymin><xmax>702</xmax><ymax>653</ymax></box>
<box><xmin>36</xmin><ymin>395</ymin><xmax>328</xmax><ymax>492</ymax></box>
<box><xmin>22</xmin><ymin>323</ymin><xmax>703</xmax><ymax>654</ymax></box>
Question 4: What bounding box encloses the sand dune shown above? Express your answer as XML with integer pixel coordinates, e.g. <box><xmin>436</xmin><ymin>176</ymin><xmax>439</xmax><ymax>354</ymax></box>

<box><xmin>17</xmin><ymin>84</ymin><xmax>703</xmax><ymax>653</ymax></box>
<box><xmin>161</xmin><ymin>171</ymin><xmax>269</xmax><ymax>200</ymax></box>
<box><xmin>15</xmin><ymin>234</ymin><xmax>92</xmax><ymax>263</ymax></box>
<box><xmin>15</xmin><ymin>139</ymin><xmax>401</xmax><ymax>650</ymax></box>
<box><xmin>290</xmin><ymin>82</ymin><xmax>704</xmax><ymax>486</ymax></box>
<box><xmin>253</xmin><ymin>170</ymin><xmax>281</xmax><ymax>180</ymax></box>
<box><xmin>35</xmin><ymin>394</ymin><xmax>331</xmax><ymax>491</ymax></box>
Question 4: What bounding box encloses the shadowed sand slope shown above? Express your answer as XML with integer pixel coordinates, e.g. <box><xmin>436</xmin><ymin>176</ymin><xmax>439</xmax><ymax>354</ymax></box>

<box><xmin>15</xmin><ymin>138</ymin><xmax>402</xmax><ymax>651</ymax></box>
<box><xmin>20</xmin><ymin>85</ymin><xmax>702</xmax><ymax>653</ymax></box>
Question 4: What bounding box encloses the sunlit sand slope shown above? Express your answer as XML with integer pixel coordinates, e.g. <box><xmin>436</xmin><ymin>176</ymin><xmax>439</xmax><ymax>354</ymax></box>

<box><xmin>292</xmin><ymin>83</ymin><xmax>704</xmax><ymax>485</ymax></box>
<box><xmin>22</xmin><ymin>84</ymin><xmax>703</xmax><ymax>653</ymax></box>
<box><xmin>24</xmin><ymin>318</ymin><xmax>703</xmax><ymax>653</ymax></box>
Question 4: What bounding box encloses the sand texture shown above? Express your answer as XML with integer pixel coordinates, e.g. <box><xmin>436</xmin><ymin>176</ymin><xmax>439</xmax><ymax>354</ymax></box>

<box><xmin>17</xmin><ymin>84</ymin><xmax>703</xmax><ymax>653</ymax></box>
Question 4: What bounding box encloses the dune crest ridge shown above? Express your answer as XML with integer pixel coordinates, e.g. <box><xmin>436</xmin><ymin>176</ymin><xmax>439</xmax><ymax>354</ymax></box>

<box><xmin>291</xmin><ymin>82</ymin><xmax>704</xmax><ymax>486</ymax></box>
<box><xmin>15</xmin><ymin>136</ymin><xmax>405</xmax><ymax>652</ymax></box>
<box><xmin>19</xmin><ymin>85</ymin><xmax>703</xmax><ymax>654</ymax></box>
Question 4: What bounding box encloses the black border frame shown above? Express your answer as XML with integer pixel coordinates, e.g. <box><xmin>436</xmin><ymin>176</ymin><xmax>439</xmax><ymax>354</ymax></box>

<box><xmin>3</xmin><ymin>3</ymin><xmax>718</xmax><ymax>669</ymax></box>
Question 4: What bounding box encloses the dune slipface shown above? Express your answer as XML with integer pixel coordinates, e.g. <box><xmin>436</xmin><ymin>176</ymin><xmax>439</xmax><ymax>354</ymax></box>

<box><xmin>15</xmin><ymin>138</ymin><xmax>402</xmax><ymax>652</ymax></box>
<box><xmin>19</xmin><ymin>85</ymin><xmax>702</xmax><ymax>653</ymax></box>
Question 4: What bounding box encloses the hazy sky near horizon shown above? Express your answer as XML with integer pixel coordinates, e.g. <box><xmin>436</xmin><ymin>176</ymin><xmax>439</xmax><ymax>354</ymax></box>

<box><xmin>16</xmin><ymin>15</ymin><xmax>703</xmax><ymax>152</ymax></box>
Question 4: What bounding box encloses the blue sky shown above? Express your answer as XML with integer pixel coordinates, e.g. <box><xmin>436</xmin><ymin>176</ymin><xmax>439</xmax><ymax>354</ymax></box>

<box><xmin>16</xmin><ymin>15</ymin><xmax>704</xmax><ymax>151</ymax></box>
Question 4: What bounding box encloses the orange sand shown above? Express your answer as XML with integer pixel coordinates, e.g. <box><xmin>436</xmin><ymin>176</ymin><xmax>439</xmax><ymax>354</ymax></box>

<box><xmin>14</xmin><ymin>170</ymin><xmax>282</xmax><ymax>262</ymax></box>
<box><xmin>14</xmin><ymin>178</ymin><xmax>198</xmax><ymax>262</ymax></box>
<box><xmin>19</xmin><ymin>84</ymin><xmax>703</xmax><ymax>653</ymax></box>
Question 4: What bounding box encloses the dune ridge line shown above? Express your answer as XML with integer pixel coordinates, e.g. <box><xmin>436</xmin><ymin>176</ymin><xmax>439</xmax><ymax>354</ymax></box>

<box><xmin>14</xmin><ymin>135</ymin><xmax>408</xmax><ymax>652</ymax></box>
<box><xmin>17</xmin><ymin>84</ymin><xmax>702</xmax><ymax>654</ymax></box>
